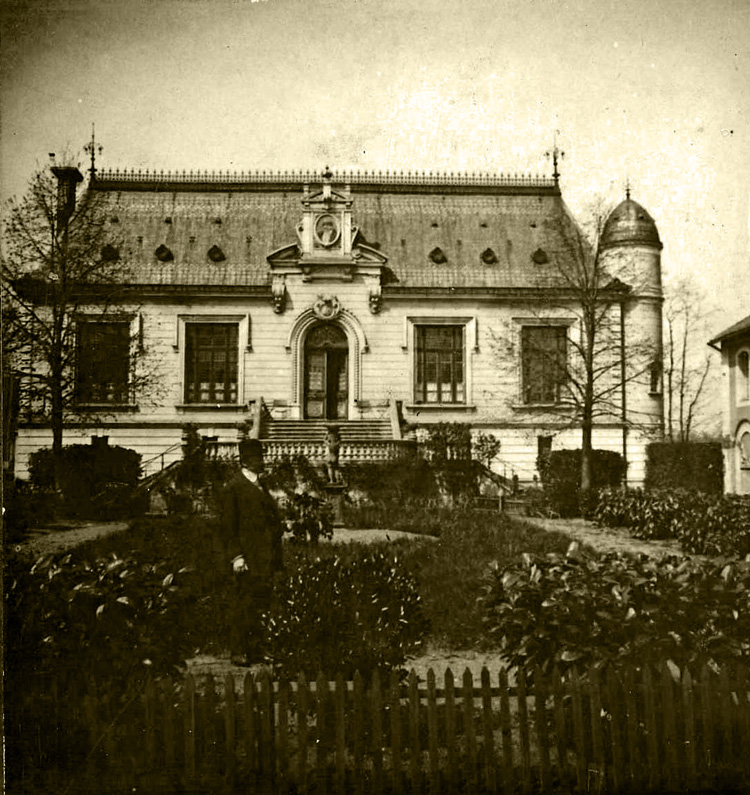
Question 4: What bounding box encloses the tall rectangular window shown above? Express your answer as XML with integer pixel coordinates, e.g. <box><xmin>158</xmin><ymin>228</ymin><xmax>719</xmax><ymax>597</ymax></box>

<box><xmin>185</xmin><ymin>323</ymin><xmax>238</xmax><ymax>404</ymax></box>
<box><xmin>415</xmin><ymin>325</ymin><xmax>465</xmax><ymax>403</ymax></box>
<box><xmin>76</xmin><ymin>321</ymin><xmax>130</xmax><ymax>404</ymax></box>
<box><xmin>522</xmin><ymin>326</ymin><xmax>567</xmax><ymax>404</ymax></box>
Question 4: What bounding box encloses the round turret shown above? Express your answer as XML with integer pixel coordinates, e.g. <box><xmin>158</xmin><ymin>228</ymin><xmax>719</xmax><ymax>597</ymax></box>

<box><xmin>600</xmin><ymin>198</ymin><xmax>662</xmax><ymax>251</ymax></box>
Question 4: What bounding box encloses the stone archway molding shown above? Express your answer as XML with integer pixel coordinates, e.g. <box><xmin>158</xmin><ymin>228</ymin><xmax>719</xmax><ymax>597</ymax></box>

<box><xmin>286</xmin><ymin>304</ymin><xmax>369</xmax><ymax>410</ymax></box>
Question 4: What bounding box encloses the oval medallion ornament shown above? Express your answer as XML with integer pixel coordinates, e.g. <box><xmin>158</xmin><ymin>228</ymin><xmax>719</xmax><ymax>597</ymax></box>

<box><xmin>314</xmin><ymin>213</ymin><xmax>340</xmax><ymax>247</ymax></box>
<box><xmin>313</xmin><ymin>294</ymin><xmax>342</xmax><ymax>321</ymax></box>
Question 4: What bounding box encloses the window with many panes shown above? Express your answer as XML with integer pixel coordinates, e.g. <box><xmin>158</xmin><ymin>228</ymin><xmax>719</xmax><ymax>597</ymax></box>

<box><xmin>76</xmin><ymin>321</ymin><xmax>131</xmax><ymax>404</ymax></box>
<box><xmin>521</xmin><ymin>325</ymin><xmax>567</xmax><ymax>404</ymax></box>
<box><xmin>415</xmin><ymin>325</ymin><xmax>465</xmax><ymax>404</ymax></box>
<box><xmin>184</xmin><ymin>323</ymin><xmax>238</xmax><ymax>404</ymax></box>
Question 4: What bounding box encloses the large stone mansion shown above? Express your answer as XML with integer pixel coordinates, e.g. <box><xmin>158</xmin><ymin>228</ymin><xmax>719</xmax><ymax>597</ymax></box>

<box><xmin>12</xmin><ymin>164</ymin><xmax>665</xmax><ymax>485</ymax></box>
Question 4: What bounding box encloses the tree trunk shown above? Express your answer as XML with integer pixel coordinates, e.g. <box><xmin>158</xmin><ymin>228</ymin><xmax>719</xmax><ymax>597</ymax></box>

<box><xmin>580</xmin><ymin>419</ymin><xmax>593</xmax><ymax>495</ymax></box>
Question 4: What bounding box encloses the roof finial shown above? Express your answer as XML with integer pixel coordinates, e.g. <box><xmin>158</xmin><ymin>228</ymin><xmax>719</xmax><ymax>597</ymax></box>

<box><xmin>625</xmin><ymin>176</ymin><xmax>631</xmax><ymax>201</ymax></box>
<box><xmin>83</xmin><ymin>123</ymin><xmax>103</xmax><ymax>178</ymax></box>
<box><xmin>544</xmin><ymin>130</ymin><xmax>565</xmax><ymax>187</ymax></box>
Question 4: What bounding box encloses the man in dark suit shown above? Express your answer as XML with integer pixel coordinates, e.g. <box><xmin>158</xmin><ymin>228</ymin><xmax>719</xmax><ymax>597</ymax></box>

<box><xmin>219</xmin><ymin>439</ymin><xmax>284</xmax><ymax>665</ymax></box>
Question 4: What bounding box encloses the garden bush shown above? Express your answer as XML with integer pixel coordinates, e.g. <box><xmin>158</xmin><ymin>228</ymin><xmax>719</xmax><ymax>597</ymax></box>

<box><xmin>29</xmin><ymin>443</ymin><xmax>144</xmax><ymax>519</ymax></box>
<box><xmin>537</xmin><ymin>448</ymin><xmax>626</xmax><ymax>517</ymax></box>
<box><xmin>645</xmin><ymin>441</ymin><xmax>723</xmax><ymax>494</ymax></box>
<box><xmin>264</xmin><ymin>548</ymin><xmax>429</xmax><ymax>680</ymax></box>
<box><xmin>595</xmin><ymin>488</ymin><xmax>750</xmax><ymax>556</ymax></box>
<box><xmin>481</xmin><ymin>543</ymin><xmax>750</xmax><ymax>675</ymax></box>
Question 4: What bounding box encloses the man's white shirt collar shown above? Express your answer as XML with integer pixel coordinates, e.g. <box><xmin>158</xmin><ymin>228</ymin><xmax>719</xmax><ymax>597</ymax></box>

<box><xmin>241</xmin><ymin>468</ymin><xmax>259</xmax><ymax>484</ymax></box>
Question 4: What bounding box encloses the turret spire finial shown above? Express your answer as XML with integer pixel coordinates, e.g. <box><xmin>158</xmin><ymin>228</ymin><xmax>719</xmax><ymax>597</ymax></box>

<box><xmin>625</xmin><ymin>177</ymin><xmax>631</xmax><ymax>201</ymax></box>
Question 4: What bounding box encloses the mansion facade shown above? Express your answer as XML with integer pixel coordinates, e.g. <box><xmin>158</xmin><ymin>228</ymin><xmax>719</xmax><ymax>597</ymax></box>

<box><xmin>13</xmin><ymin>166</ymin><xmax>665</xmax><ymax>485</ymax></box>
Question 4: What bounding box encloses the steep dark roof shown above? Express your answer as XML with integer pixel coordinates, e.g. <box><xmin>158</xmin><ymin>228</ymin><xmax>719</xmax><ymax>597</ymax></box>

<box><xmin>92</xmin><ymin>169</ymin><xmax>585</xmax><ymax>291</ymax></box>
<box><xmin>708</xmin><ymin>313</ymin><xmax>750</xmax><ymax>348</ymax></box>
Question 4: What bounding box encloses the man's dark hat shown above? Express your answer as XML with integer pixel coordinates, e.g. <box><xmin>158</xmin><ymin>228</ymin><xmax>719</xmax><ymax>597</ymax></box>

<box><xmin>238</xmin><ymin>438</ymin><xmax>264</xmax><ymax>465</ymax></box>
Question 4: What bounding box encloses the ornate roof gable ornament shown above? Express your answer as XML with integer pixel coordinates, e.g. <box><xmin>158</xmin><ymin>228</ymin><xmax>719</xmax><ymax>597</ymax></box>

<box><xmin>266</xmin><ymin>167</ymin><xmax>389</xmax><ymax>313</ymax></box>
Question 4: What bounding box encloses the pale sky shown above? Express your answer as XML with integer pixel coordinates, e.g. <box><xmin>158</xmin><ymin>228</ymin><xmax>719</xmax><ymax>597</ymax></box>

<box><xmin>2</xmin><ymin>0</ymin><xmax>749</xmax><ymax>330</ymax></box>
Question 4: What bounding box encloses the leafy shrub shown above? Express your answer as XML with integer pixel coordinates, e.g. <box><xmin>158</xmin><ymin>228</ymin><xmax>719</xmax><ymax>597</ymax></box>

<box><xmin>645</xmin><ymin>441</ymin><xmax>723</xmax><ymax>494</ymax></box>
<box><xmin>3</xmin><ymin>477</ymin><xmax>57</xmax><ymax>538</ymax></box>
<box><xmin>29</xmin><ymin>443</ymin><xmax>143</xmax><ymax>519</ymax></box>
<box><xmin>344</xmin><ymin>455</ymin><xmax>438</xmax><ymax>505</ymax></box>
<box><xmin>264</xmin><ymin>549</ymin><xmax>429</xmax><ymax>680</ymax></box>
<box><xmin>595</xmin><ymin>488</ymin><xmax>750</xmax><ymax>556</ymax></box>
<box><xmin>481</xmin><ymin>544</ymin><xmax>750</xmax><ymax>674</ymax></box>
<box><xmin>421</xmin><ymin>422</ymin><xmax>479</xmax><ymax>501</ymax></box>
<box><xmin>537</xmin><ymin>449</ymin><xmax>626</xmax><ymax>517</ymax></box>
<box><xmin>4</xmin><ymin>545</ymin><xmax>194</xmax><ymax>784</ymax></box>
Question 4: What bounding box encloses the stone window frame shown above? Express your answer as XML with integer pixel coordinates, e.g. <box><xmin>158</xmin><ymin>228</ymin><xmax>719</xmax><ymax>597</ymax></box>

<box><xmin>73</xmin><ymin>313</ymin><xmax>140</xmax><ymax>410</ymax></box>
<box><xmin>403</xmin><ymin>316</ymin><xmax>477</xmax><ymax>410</ymax></box>
<box><xmin>736</xmin><ymin>347</ymin><xmax>750</xmax><ymax>404</ymax></box>
<box><xmin>174</xmin><ymin>314</ymin><xmax>250</xmax><ymax>409</ymax></box>
<box><xmin>512</xmin><ymin>316</ymin><xmax>575</xmax><ymax>408</ymax></box>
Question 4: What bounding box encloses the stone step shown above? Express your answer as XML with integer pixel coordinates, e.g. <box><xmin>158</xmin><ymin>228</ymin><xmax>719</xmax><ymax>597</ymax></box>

<box><xmin>262</xmin><ymin>420</ymin><xmax>392</xmax><ymax>441</ymax></box>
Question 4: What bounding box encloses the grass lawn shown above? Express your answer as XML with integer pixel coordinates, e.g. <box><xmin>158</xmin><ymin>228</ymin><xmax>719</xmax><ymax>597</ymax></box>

<box><xmin>73</xmin><ymin>507</ymin><xmax>576</xmax><ymax>655</ymax></box>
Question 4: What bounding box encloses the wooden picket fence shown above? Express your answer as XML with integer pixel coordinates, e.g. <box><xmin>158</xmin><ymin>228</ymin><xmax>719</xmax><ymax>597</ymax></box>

<box><xmin>13</xmin><ymin>660</ymin><xmax>750</xmax><ymax>794</ymax></box>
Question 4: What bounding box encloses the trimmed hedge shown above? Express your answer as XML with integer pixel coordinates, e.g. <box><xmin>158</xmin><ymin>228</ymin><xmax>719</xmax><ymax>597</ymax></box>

<box><xmin>481</xmin><ymin>543</ymin><xmax>750</xmax><ymax>674</ymax></box>
<box><xmin>645</xmin><ymin>441</ymin><xmax>723</xmax><ymax>494</ymax></box>
<box><xmin>29</xmin><ymin>443</ymin><xmax>144</xmax><ymax>519</ymax></box>
<box><xmin>537</xmin><ymin>448</ymin><xmax>626</xmax><ymax>517</ymax></box>
<box><xmin>595</xmin><ymin>488</ymin><xmax>750</xmax><ymax>557</ymax></box>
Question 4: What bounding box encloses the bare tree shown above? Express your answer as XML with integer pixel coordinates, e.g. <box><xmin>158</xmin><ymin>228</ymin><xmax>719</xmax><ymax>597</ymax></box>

<box><xmin>491</xmin><ymin>200</ymin><xmax>660</xmax><ymax>496</ymax></box>
<box><xmin>663</xmin><ymin>277</ymin><xmax>716</xmax><ymax>442</ymax></box>
<box><xmin>2</xmin><ymin>158</ymin><xmax>150</xmax><ymax>485</ymax></box>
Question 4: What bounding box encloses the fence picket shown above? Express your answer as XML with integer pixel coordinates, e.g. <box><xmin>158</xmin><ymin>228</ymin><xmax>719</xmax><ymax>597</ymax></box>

<box><xmin>660</xmin><ymin>662</ymin><xmax>680</xmax><ymax>791</ymax></box>
<box><xmin>587</xmin><ymin>664</ymin><xmax>605</xmax><ymax>786</ymax></box>
<box><xmin>144</xmin><ymin>675</ymin><xmax>157</xmax><ymax>788</ymax></box>
<box><xmin>389</xmin><ymin>670</ymin><xmax>403</xmax><ymax>793</ymax></box>
<box><xmin>427</xmin><ymin>669</ymin><xmax>440</xmax><ymax>795</ymax></box>
<box><xmin>204</xmin><ymin>672</ymin><xmax>217</xmax><ymax>773</ymax></box>
<box><xmin>371</xmin><ymin>670</ymin><xmax>384</xmax><ymax>794</ymax></box>
<box><xmin>463</xmin><ymin>668</ymin><xmax>478</xmax><ymax>794</ymax></box>
<box><xmin>740</xmin><ymin>667</ymin><xmax>750</xmax><ymax>781</ymax></box>
<box><xmin>681</xmin><ymin>668</ymin><xmax>697</xmax><ymax>791</ymax></box>
<box><xmin>517</xmin><ymin>666</ymin><xmax>532</xmax><ymax>794</ymax></box>
<box><xmin>718</xmin><ymin>664</ymin><xmax>733</xmax><ymax>769</ymax></box>
<box><xmin>445</xmin><ymin>668</ymin><xmax>458</xmax><ymax>793</ymax></box>
<box><xmin>498</xmin><ymin>667</ymin><xmax>515</xmax><ymax>793</ymax></box>
<box><xmin>606</xmin><ymin>667</ymin><xmax>625</xmax><ymax>795</ymax></box>
<box><xmin>353</xmin><ymin>672</ymin><xmax>365</xmax><ymax>795</ymax></box>
<box><xmin>699</xmin><ymin>663</ymin><xmax>715</xmax><ymax>778</ymax></box>
<box><xmin>550</xmin><ymin>666</ymin><xmax>567</xmax><ymax>786</ymax></box>
<box><xmin>480</xmin><ymin>667</ymin><xmax>496</xmax><ymax>794</ymax></box>
<box><xmin>642</xmin><ymin>664</ymin><xmax>659</xmax><ymax>791</ymax></box>
<box><xmin>297</xmin><ymin>673</ymin><xmax>309</xmax><ymax>794</ymax></box>
<box><xmin>277</xmin><ymin>678</ymin><xmax>290</xmax><ymax>795</ymax></box>
<box><xmin>409</xmin><ymin>669</ymin><xmax>422</xmax><ymax>791</ymax></box>
<box><xmin>316</xmin><ymin>672</ymin><xmax>329</xmax><ymax>791</ymax></box>
<box><xmin>184</xmin><ymin>674</ymin><xmax>196</xmax><ymax>786</ymax></box>
<box><xmin>533</xmin><ymin>666</ymin><xmax>551</xmax><ymax>794</ymax></box>
<box><xmin>162</xmin><ymin>678</ymin><xmax>176</xmax><ymax>776</ymax></box>
<box><xmin>569</xmin><ymin>666</ymin><xmax>587</xmax><ymax>794</ymax></box>
<box><xmin>221</xmin><ymin>674</ymin><xmax>235</xmax><ymax>790</ymax></box>
<box><xmin>623</xmin><ymin>666</ymin><xmax>641</xmax><ymax>791</ymax></box>
<box><xmin>244</xmin><ymin>672</ymin><xmax>257</xmax><ymax>780</ymax></box>
<box><xmin>258</xmin><ymin>671</ymin><xmax>275</xmax><ymax>792</ymax></box>
<box><xmin>335</xmin><ymin>673</ymin><xmax>347</xmax><ymax>795</ymax></box>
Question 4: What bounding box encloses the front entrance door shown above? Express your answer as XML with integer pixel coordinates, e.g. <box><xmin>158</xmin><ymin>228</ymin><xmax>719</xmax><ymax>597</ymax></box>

<box><xmin>304</xmin><ymin>324</ymin><xmax>349</xmax><ymax>419</ymax></box>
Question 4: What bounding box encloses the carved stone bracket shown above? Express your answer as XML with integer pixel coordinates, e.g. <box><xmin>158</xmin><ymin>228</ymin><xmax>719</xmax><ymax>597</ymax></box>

<box><xmin>272</xmin><ymin>275</ymin><xmax>286</xmax><ymax>314</ymax></box>
<box><xmin>368</xmin><ymin>283</ymin><xmax>383</xmax><ymax>314</ymax></box>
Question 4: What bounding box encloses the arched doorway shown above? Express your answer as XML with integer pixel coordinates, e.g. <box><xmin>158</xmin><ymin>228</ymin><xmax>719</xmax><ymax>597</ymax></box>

<box><xmin>304</xmin><ymin>324</ymin><xmax>348</xmax><ymax>419</ymax></box>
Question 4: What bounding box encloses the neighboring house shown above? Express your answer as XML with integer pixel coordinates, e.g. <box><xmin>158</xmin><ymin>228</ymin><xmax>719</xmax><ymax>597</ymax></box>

<box><xmin>709</xmin><ymin>315</ymin><xmax>750</xmax><ymax>494</ymax></box>
<box><xmin>13</xmin><ymin>166</ymin><xmax>664</xmax><ymax>485</ymax></box>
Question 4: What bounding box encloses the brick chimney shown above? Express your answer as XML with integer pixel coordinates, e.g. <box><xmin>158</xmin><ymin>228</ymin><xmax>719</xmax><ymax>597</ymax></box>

<box><xmin>51</xmin><ymin>165</ymin><xmax>83</xmax><ymax>227</ymax></box>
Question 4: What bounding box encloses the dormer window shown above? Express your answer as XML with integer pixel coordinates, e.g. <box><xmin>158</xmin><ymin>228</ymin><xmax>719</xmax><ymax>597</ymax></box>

<box><xmin>532</xmin><ymin>248</ymin><xmax>549</xmax><ymax>265</ymax></box>
<box><xmin>155</xmin><ymin>244</ymin><xmax>173</xmax><ymax>262</ymax></box>
<box><xmin>429</xmin><ymin>247</ymin><xmax>447</xmax><ymax>264</ymax></box>
<box><xmin>481</xmin><ymin>248</ymin><xmax>498</xmax><ymax>265</ymax></box>
<box><xmin>207</xmin><ymin>245</ymin><xmax>226</xmax><ymax>263</ymax></box>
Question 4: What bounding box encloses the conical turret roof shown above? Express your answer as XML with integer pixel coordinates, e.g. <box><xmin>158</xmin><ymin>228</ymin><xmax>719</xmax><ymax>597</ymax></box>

<box><xmin>601</xmin><ymin>198</ymin><xmax>662</xmax><ymax>250</ymax></box>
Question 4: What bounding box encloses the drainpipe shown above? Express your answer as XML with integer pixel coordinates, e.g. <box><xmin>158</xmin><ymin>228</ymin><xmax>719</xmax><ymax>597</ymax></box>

<box><xmin>620</xmin><ymin>300</ymin><xmax>629</xmax><ymax>487</ymax></box>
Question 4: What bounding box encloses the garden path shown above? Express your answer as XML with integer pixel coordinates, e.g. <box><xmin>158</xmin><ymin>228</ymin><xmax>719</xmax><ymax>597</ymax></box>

<box><xmin>14</xmin><ymin>520</ymin><xmax>130</xmax><ymax>557</ymax></box>
<box><xmin>520</xmin><ymin>516</ymin><xmax>686</xmax><ymax>558</ymax></box>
